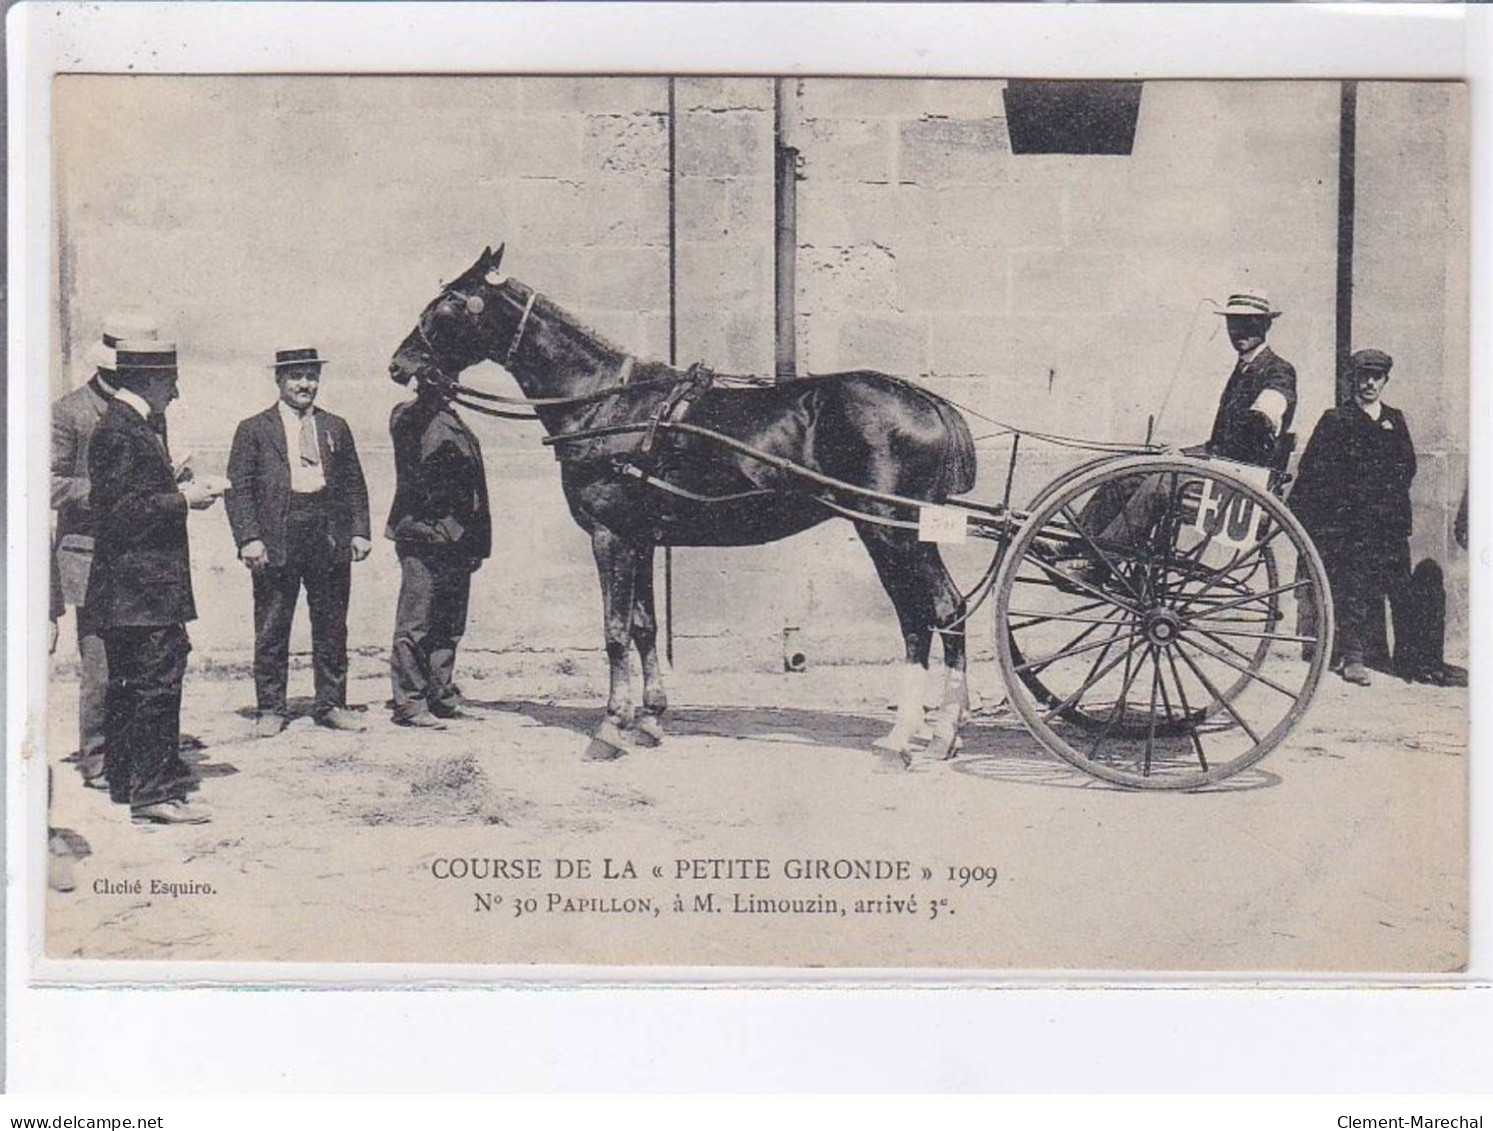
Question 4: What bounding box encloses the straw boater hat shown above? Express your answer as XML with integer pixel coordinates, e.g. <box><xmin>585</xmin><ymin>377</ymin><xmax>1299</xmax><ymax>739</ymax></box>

<box><xmin>111</xmin><ymin>341</ymin><xmax>179</xmax><ymax>377</ymax></box>
<box><xmin>101</xmin><ymin>314</ymin><xmax>161</xmax><ymax>350</ymax></box>
<box><xmin>1214</xmin><ymin>292</ymin><xmax>1283</xmax><ymax>320</ymax></box>
<box><xmin>270</xmin><ymin>347</ymin><xmax>329</xmax><ymax>372</ymax></box>
<box><xmin>92</xmin><ymin>316</ymin><xmax>161</xmax><ymax>374</ymax></box>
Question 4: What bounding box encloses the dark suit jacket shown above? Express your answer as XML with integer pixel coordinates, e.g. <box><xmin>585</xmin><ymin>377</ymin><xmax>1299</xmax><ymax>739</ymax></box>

<box><xmin>1288</xmin><ymin>402</ymin><xmax>1416</xmax><ymax>545</ymax></box>
<box><xmin>51</xmin><ymin>376</ymin><xmax>113</xmax><ymax>605</ymax></box>
<box><xmin>1207</xmin><ymin>346</ymin><xmax>1298</xmax><ymax>466</ymax></box>
<box><xmin>385</xmin><ymin>397</ymin><xmax>492</xmax><ymax>560</ymax></box>
<box><xmin>84</xmin><ymin>399</ymin><xmax>197</xmax><ymax>628</ymax></box>
<box><xmin>224</xmin><ymin>404</ymin><xmax>371</xmax><ymax>567</ymax></box>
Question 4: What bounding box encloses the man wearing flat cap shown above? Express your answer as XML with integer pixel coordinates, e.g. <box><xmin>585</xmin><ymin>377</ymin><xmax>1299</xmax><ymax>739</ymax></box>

<box><xmin>1288</xmin><ymin>348</ymin><xmax>1416</xmax><ymax>687</ymax></box>
<box><xmin>226</xmin><ymin>348</ymin><xmax>372</xmax><ymax>736</ymax></box>
<box><xmin>86</xmin><ymin>341</ymin><xmax>225</xmax><ymax>824</ymax></box>
<box><xmin>386</xmin><ymin>377</ymin><xmax>491</xmax><ymax>729</ymax></box>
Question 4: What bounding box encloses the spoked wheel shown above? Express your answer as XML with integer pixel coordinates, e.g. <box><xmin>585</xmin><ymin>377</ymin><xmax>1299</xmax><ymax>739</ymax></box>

<box><xmin>993</xmin><ymin>455</ymin><xmax>1333</xmax><ymax>790</ymax></box>
<box><xmin>1004</xmin><ymin>537</ymin><xmax>1279</xmax><ymax>735</ymax></box>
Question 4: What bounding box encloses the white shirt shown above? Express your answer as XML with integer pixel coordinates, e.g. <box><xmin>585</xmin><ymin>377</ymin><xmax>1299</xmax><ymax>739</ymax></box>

<box><xmin>277</xmin><ymin>399</ymin><xmax>326</xmax><ymax>493</ymax></box>
<box><xmin>1355</xmin><ymin>398</ymin><xmax>1384</xmax><ymax>422</ymax></box>
<box><xmin>114</xmin><ymin>387</ymin><xmax>151</xmax><ymax>421</ymax></box>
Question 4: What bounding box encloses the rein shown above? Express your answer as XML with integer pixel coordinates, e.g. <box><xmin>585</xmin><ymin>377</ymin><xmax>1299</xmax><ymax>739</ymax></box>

<box><xmin>450</xmin><ymin>363</ymin><xmax>680</xmax><ymax>415</ymax></box>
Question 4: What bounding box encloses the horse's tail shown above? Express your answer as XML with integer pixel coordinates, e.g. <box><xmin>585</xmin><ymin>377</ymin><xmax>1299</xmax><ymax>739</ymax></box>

<box><xmin>930</xmin><ymin>395</ymin><xmax>978</xmax><ymax>498</ymax></box>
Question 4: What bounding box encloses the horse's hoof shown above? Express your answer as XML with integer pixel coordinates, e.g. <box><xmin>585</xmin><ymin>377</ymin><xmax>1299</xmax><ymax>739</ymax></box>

<box><xmin>926</xmin><ymin>730</ymin><xmax>961</xmax><ymax>762</ymax></box>
<box><xmin>586</xmin><ymin>720</ymin><xmax>634</xmax><ymax>761</ymax></box>
<box><xmin>873</xmin><ymin>729</ymin><xmax>915</xmax><ymax>754</ymax></box>
<box><xmin>874</xmin><ymin>746</ymin><xmax>913</xmax><ymax>772</ymax></box>
<box><xmin>631</xmin><ymin>716</ymin><xmax>666</xmax><ymax>748</ymax></box>
<box><xmin>584</xmin><ymin>737</ymin><xmax>628</xmax><ymax>762</ymax></box>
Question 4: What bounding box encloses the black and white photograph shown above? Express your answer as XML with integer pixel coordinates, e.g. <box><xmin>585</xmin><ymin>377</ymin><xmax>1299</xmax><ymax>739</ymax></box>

<box><xmin>32</xmin><ymin>70</ymin><xmax>1469</xmax><ymax>973</ymax></box>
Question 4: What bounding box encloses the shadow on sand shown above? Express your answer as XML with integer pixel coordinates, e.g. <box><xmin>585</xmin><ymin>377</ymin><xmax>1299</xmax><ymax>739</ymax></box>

<box><xmin>461</xmin><ymin>696</ymin><xmax>1282</xmax><ymax>794</ymax></box>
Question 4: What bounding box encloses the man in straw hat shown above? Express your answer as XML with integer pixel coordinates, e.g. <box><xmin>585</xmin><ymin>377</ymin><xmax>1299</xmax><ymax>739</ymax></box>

<box><xmin>1204</xmin><ymin>291</ymin><xmax>1297</xmax><ymax>466</ymax></box>
<box><xmin>51</xmin><ymin>319</ymin><xmax>156</xmax><ymax>788</ymax></box>
<box><xmin>86</xmin><ymin>340</ymin><xmax>225</xmax><ymax>824</ymax></box>
<box><xmin>1288</xmin><ymin>349</ymin><xmax>1417</xmax><ymax>687</ymax></box>
<box><xmin>226</xmin><ymin>348</ymin><xmax>371</xmax><ymax>737</ymax></box>
<box><xmin>1077</xmin><ymin>290</ymin><xmax>1298</xmax><ymax>553</ymax></box>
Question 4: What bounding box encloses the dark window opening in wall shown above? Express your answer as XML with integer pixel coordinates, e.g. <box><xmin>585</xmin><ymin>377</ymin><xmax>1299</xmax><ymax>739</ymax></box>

<box><xmin>1003</xmin><ymin>81</ymin><xmax>1143</xmax><ymax>155</ymax></box>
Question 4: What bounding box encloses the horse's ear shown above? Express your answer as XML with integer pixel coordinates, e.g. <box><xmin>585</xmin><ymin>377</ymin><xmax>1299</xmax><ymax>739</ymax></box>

<box><xmin>460</xmin><ymin>248</ymin><xmax>489</xmax><ymax>282</ymax></box>
<box><xmin>485</xmin><ymin>242</ymin><xmax>507</xmax><ymax>287</ymax></box>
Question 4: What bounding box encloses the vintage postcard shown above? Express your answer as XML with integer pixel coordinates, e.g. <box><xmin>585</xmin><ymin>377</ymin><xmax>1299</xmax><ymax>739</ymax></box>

<box><xmin>36</xmin><ymin>73</ymin><xmax>1469</xmax><ymax>975</ymax></box>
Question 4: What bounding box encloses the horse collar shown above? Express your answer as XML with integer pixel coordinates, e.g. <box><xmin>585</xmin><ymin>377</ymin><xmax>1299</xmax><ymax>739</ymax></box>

<box><xmin>505</xmin><ymin>288</ymin><xmax>539</xmax><ymax>370</ymax></box>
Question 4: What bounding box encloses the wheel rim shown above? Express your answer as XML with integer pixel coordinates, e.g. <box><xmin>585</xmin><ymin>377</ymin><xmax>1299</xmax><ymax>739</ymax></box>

<box><xmin>994</xmin><ymin>456</ymin><xmax>1333</xmax><ymax>790</ymax></box>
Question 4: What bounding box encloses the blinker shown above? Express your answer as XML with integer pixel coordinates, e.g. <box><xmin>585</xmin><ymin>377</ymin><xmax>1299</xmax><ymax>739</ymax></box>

<box><xmin>485</xmin><ymin>270</ymin><xmax>505</xmax><ymax>287</ymax></box>
<box><xmin>465</xmin><ymin>295</ymin><xmax>486</xmax><ymax>315</ymax></box>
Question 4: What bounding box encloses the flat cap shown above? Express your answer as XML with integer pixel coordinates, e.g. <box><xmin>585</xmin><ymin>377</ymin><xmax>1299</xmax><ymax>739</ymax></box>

<box><xmin>1349</xmin><ymin>349</ymin><xmax>1393</xmax><ymax>373</ymax></box>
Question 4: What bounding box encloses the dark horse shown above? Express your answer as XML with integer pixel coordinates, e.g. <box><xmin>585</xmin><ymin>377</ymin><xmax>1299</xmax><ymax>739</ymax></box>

<box><xmin>389</xmin><ymin>246</ymin><xmax>978</xmax><ymax>766</ymax></box>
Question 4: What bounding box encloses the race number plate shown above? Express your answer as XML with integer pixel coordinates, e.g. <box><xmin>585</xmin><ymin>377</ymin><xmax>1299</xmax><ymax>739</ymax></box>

<box><xmin>918</xmin><ymin>505</ymin><xmax>968</xmax><ymax>544</ymax></box>
<box><xmin>1177</xmin><ymin>461</ymin><xmax>1273</xmax><ymax>551</ymax></box>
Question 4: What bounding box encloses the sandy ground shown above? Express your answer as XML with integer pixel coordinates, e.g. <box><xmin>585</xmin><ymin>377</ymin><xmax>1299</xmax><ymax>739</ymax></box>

<box><xmin>39</xmin><ymin>647</ymin><xmax>1467</xmax><ymax>974</ymax></box>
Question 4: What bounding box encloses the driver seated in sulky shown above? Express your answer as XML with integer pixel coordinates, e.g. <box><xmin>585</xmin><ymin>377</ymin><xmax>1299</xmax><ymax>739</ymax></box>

<box><xmin>1072</xmin><ymin>291</ymin><xmax>1298</xmax><ymax>563</ymax></box>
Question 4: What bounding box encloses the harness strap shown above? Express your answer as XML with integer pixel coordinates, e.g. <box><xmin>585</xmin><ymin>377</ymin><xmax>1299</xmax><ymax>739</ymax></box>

<box><xmin>504</xmin><ymin>289</ymin><xmax>538</xmax><ymax>370</ymax></box>
<box><xmin>612</xmin><ymin>460</ymin><xmax>774</xmax><ymax>504</ymax></box>
<box><xmin>640</xmin><ymin>363</ymin><xmax>716</xmax><ymax>459</ymax></box>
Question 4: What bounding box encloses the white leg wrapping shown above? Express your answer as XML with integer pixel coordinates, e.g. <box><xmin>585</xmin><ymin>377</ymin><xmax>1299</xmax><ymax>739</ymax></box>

<box><xmin>936</xmin><ymin>665</ymin><xmax>968</xmax><ymax>729</ymax></box>
<box><xmin>875</xmin><ymin>662</ymin><xmax>927</xmax><ymax>752</ymax></box>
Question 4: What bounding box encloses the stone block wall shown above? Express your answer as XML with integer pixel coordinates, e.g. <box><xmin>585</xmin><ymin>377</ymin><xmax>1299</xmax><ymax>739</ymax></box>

<box><xmin>52</xmin><ymin>76</ymin><xmax>676</xmax><ymax>666</ymax></box>
<box><xmin>50</xmin><ymin>76</ymin><xmax>1470</xmax><ymax>677</ymax></box>
<box><xmin>1353</xmin><ymin>83</ymin><xmax>1471</xmax><ymax>654</ymax></box>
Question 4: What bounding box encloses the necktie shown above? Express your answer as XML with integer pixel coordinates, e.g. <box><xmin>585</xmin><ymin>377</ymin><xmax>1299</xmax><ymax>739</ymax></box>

<box><xmin>299</xmin><ymin>414</ymin><xmax>320</xmax><ymax>468</ymax></box>
<box><xmin>149</xmin><ymin>413</ymin><xmax>171</xmax><ymax>461</ymax></box>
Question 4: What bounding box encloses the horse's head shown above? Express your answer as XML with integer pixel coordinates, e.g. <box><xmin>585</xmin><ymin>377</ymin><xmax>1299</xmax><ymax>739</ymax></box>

<box><xmin>389</xmin><ymin>243</ymin><xmax>533</xmax><ymax>393</ymax></box>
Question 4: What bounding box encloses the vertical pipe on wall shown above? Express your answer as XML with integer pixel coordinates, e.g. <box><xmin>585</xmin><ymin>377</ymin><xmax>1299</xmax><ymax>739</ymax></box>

<box><xmin>1336</xmin><ymin>80</ymin><xmax>1358</xmax><ymax>407</ymax></box>
<box><xmin>664</xmin><ymin>77</ymin><xmax>677</xmax><ymax>665</ymax></box>
<box><xmin>774</xmin><ymin>78</ymin><xmax>799</xmax><ymax>381</ymax></box>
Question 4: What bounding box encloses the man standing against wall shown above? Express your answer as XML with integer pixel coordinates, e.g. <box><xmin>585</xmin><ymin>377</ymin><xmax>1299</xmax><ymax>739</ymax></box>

<box><xmin>87</xmin><ymin>341</ymin><xmax>224</xmax><ymax>824</ymax></box>
<box><xmin>386</xmin><ymin>379</ymin><xmax>492</xmax><ymax>729</ymax></box>
<box><xmin>226</xmin><ymin>348</ymin><xmax>372</xmax><ymax>737</ymax></box>
<box><xmin>1288</xmin><ymin>349</ymin><xmax>1417</xmax><ymax>687</ymax></box>
<box><xmin>51</xmin><ymin>319</ymin><xmax>165</xmax><ymax>785</ymax></box>
<box><xmin>52</xmin><ymin>334</ymin><xmax>123</xmax><ymax>786</ymax></box>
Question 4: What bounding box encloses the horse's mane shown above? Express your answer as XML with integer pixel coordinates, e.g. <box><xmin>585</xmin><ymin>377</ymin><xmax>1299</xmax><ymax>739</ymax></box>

<box><xmin>531</xmin><ymin>292</ymin><xmax>627</xmax><ymax>361</ymax></box>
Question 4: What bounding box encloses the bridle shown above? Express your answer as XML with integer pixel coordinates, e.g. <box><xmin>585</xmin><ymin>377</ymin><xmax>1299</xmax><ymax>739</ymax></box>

<box><xmin>504</xmin><ymin>287</ymin><xmax>538</xmax><ymax>371</ymax></box>
<box><xmin>416</xmin><ymin>277</ymin><xmax>535</xmax><ymax>375</ymax></box>
<box><xmin>411</xmin><ymin>278</ymin><xmax>665</xmax><ymax>421</ymax></box>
